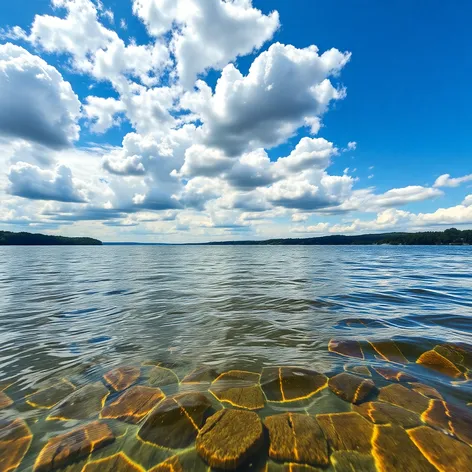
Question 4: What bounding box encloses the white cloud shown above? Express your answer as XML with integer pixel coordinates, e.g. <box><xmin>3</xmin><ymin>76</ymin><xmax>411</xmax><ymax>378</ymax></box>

<box><xmin>83</xmin><ymin>96</ymin><xmax>125</xmax><ymax>133</ymax></box>
<box><xmin>133</xmin><ymin>0</ymin><xmax>280</xmax><ymax>88</ymax></box>
<box><xmin>347</xmin><ymin>141</ymin><xmax>357</xmax><ymax>150</ymax></box>
<box><xmin>0</xmin><ymin>43</ymin><xmax>81</xmax><ymax>148</ymax></box>
<box><xmin>182</xmin><ymin>42</ymin><xmax>350</xmax><ymax>156</ymax></box>
<box><xmin>8</xmin><ymin>162</ymin><xmax>86</xmax><ymax>202</ymax></box>
<box><xmin>433</xmin><ymin>173</ymin><xmax>472</xmax><ymax>188</ymax></box>
<box><xmin>291</xmin><ymin>222</ymin><xmax>329</xmax><ymax>233</ymax></box>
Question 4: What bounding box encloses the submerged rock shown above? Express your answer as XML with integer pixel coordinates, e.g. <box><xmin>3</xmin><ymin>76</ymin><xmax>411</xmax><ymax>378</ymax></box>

<box><xmin>181</xmin><ymin>366</ymin><xmax>218</xmax><ymax>384</ymax></box>
<box><xmin>25</xmin><ymin>379</ymin><xmax>75</xmax><ymax>409</ymax></box>
<box><xmin>353</xmin><ymin>401</ymin><xmax>421</xmax><ymax>428</ymax></box>
<box><xmin>104</xmin><ymin>366</ymin><xmax>141</xmax><ymax>392</ymax></box>
<box><xmin>149</xmin><ymin>455</ymin><xmax>183</xmax><ymax>472</ymax></box>
<box><xmin>328</xmin><ymin>373</ymin><xmax>376</xmax><ymax>404</ymax></box>
<box><xmin>330</xmin><ymin>451</ymin><xmax>376</xmax><ymax>472</ymax></box>
<box><xmin>138</xmin><ymin>392</ymin><xmax>211</xmax><ymax>449</ymax></box>
<box><xmin>48</xmin><ymin>382</ymin><xmax>110</xmax><ymax>421</ymax></box>
<box><xmin>373</xmin><ymin>366</ymin><xmax>417</xmax><ymax>382</ymax></box>
<box><xmin>196</xmin><ymin>409</ymin><xmax>263</xmax><ymax>470</ymax></box>
<box><xmin>264</xmin><ymin>413</ymin><xmax>328</xmax><ymax>467</ymax></box>
<box><xmin>101</xmin><ymin>385</ymin><xmax>165</xmax><ymax>424</ymax></box>
<box><xmin>82</xmin><ymin>452</ymin><xmax>144</xmax><ymax>472</ymax></box>
<box><xmin>408</xmin><ymin>382</ymin><xmax>443</xmax><ymax>400</ymax></box>
<box><xmin>147</xmin><ymin>366</ymin><xmax>180</xmax><ymax>388</ymax></box>
<box><xmin>0</xmin><ymin>391</ymin><xmax>13</xmax><ymax>410</ymax></box>
<box><xmin>0</xmin><ymin>418</ymin><xmax>32</xmax><ymax>472</ymax></box>
<box><xmin>210</xmin><ymin>370</ymin><xmax>264</xmax><ymax>410</ymax></box>
<box><xmin>369</xmin><ymin>340</ymin><xmax>408</xmax><ymax>364</ymax></box>
<box><xmin>261</xmin><ymin>367</ymin><xmax>327</xmax><ymax>403</ymax></box>
<box><xmin>328</xmin><ymin>340</ymin><xmax>364</xmax><ymax>359</ymax></box>
<box><xmin>343</xmin><ymin>365</ymin><xmax>372</xmax><ymax>377</ymax></box>
<box><xmin>316</xmin><ymin>412</ymin><xmax>373</xmax><ymax>454</ymax></box>
<box><xmin>377</xmin><ymin>384</ymin><xmax>429</xmax><ymax>415</ymax></box>
<box><xmin>408</xmin><ymin>425</ymin><xmax>472</xmax><ymax>472</ymax></box>
<box><xmin>34</xmin><ymin>421</ymin><xmax>114</xmax><ymax>472</ymax></box>
<box><xmin>416</xmin><ymin>350</ymin><xmax>463</xmax><ymax>378</ymax></box>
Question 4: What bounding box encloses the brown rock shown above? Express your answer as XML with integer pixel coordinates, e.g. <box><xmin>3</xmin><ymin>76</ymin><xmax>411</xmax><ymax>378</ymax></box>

<box><xmin>104</xmin><ymin>366</ymin><xmax>140</xmax><ymax>392</ymax></box>
<box><xmin>264</xmin><ymin>413</ymin><xmax>328</xmax><ymax>467</ymax></box>
<box><xmin>0</xmin><ymin>418</ymin><xmax>32</xmax><ymax>472</ymax></box>
<box><xmin>210</xmin><ymin>370</ymin><xmax>264</xmax><ymax>410</ymax></box>
<box><xmin>408</xmin><ymin>425</ymin><xmax>472</xmax><ymax>472</ymax></box>
<box><xmin>283</xmin><ymin>465</ymin><xmax>322</xmax><ymax>472</ymax></box>
<box><xmin>409</xmin><ymin>382</ymin><xmax>443</xmax><ymax>400</ymax></box>
<box><xmin>373</xmin><ymin>366</ymin><xmax>417</xmax><ymax>382</ymax></box>
<box><xmin>149</xmin><ymin>455</ymin><xmax>183</xmax><ymax>472</ymax></box>
<box><xmin>0</xmin><ymin>391</ymin><xmax>13</xmax><ymax>410</ymax></box>
<box><xmin>82</xmin><ymin>452</ymin><xmax>144</xmax><ymax>472</ymax></box>
<box><xmin>148</xmin><ymin>366</ymin><xmax>180</xmax><ymax>387</ymax></box>
<box><xmin>372</xmin><ymin>424</ymin><xmax>435</xmax><ymax>472</ymax></box>
<box><xmin>353</xmin><ymin>401</ymin><xmax>421</xmax><ymax>428</ymax></box>
<box><xmin>369</xmin><ymin>340</ymin><xmax>408</xmax><ymax>364</ymax></box>
<box><xmin>101</xmin><ymin>385</ymin><xmax>164</xmax><ymax>424</ymax></box>
<box><xmin>316</xmin><ymin>412</ymin><xmax>373</xmax><ymax>454</ymax></box>
<box><xmin>434</xmin><ymin>343</ymin><xmax>472</xmax><ymax>370</ymax></box>
<box><xmin>34</xmin><ymin>421</ymin><xmax>114</xmax><ymax>472</ymax></box>
<box><xmin>196</xmin><ymin>409</ymin><xmax>263</xmax><ymax>470</ymax></box>
<box><xmin>328</xmin><ymin>339</ymin><xmax>364</xmax><ymax>359</ymax></box>
<box><xmin>417</xmin><ymin>350</ymin><xmax>462</xmax><ymax>378</ymax></box>
<box><xmin>25</xmin><ymin>379</ymin><xmax>75</xmax><ymax>409</ymax></box>
<box><xmin>330</xmin><ymin>451</ymin><xmax>376</xmax><ymax>472</ymax></box>
<box><xmin>261</xmin><ymin>367</ymin><xmax>327</xmax><ymax>403</ymax></box>
<box><xmin>343</xmin><ymin>365</ymin><xmax>372</xmax><ymax>377</ymax></box>
<box><xmin>181</xmin><ymin>366</ymin><xmax>218</xmax><ymax>384</ymax></box>
<box><xmin>328</xmin><ymin>373</ymin><xmax>376</xmax><ymax>404</ymax></box>
<box><xmin>48</xmin><ymin>382</ymin><xmax>110</xmax><ymax>421</ymax></box>
<box><xmin>138</xmin><ymin>392</ymin><xmax>211</xmax><ymax>449</ymax></box>
<box><xmin>378</xmin><ymin>384</ymin><xmax>429</xmax><ymax>415</ymax></box>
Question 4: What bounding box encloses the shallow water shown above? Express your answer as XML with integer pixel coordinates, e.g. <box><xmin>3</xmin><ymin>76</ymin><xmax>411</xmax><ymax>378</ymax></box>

<box><xmin>1</xmin><ymin>245</ymin><xmax>471</xmax><ymax>471</ymax></box>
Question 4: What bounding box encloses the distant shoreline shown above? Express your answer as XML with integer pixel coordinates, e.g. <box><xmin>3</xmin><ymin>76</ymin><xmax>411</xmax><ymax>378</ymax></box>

<box><xmin>1</xmin><ymin>228</ymin><xmax>471</xmax><ymax>246</ymax></box>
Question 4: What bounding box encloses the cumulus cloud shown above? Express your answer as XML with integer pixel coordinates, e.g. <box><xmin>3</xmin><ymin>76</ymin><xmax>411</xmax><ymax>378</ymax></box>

<box><xmin>133</xmin><ymin>0</ymin><xmax>279</xmax><ymax>88</ymax></box>
<box><xmin>0</xmin><ymin>43</ymin><xmax>81</xmax><ymax>148</ymax></box>
<box><xmin>83</xmin><ymin>96</ymin><xmax>125</xmax><ymax>133</ymax></box>
<box><xmin>433</xmin><ymin>173</ymin><xmax>472</xmax><ymax>188</ymax></box>
<box><xmin>291</xmin><ymin>223</ymin><xmax>329</xmax><ymax>233</ymax></box>
<box><xmin>8</xmin><ymin>162</ymin><xmax>86</xmax><ymax>202</ymax></box>
<box><xmin>181</xmin><ymin>42</ymin><xmax>350</xmax><ymax>155</ymax></box>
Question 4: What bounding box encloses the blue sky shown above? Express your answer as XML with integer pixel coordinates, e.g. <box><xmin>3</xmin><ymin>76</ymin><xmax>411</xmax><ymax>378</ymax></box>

<box><xmin>0</xmin><ymin>0</ymin><xmax>470</xmax><ymax>242</ymax></box>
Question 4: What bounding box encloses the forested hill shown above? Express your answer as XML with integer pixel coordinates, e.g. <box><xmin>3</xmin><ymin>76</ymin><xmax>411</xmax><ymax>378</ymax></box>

<box><xmin>0</xmin><ymin>231</ymin><xmax>102</xmax><ymax>245</ymax></box>
<box><xmin>204</xmin><ymin>228</ymin><xmax>472</xmax><ymax>246</ymax></box>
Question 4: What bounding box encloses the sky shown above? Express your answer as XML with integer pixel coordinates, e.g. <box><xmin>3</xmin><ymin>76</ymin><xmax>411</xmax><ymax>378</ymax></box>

<box><xmin>0</xmin><ymin>0</ymin><xmax>471</xmax><ymax>243</ymax></box>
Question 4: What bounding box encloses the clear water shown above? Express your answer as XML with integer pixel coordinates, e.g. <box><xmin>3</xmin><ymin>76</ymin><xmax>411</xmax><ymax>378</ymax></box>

<box><xmin>1</xmin><ymin>245</ymin><xmax>472</xmax><ymax>471</ymax></box>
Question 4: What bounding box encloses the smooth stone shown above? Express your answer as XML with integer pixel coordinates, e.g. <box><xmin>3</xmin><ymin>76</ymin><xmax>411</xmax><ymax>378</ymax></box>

<box><xmin>210</xmin><ymin>370</ymin><xmax>264</xmax><ymax>410</ymax></box>
<box><xmin>261</xmin><ymin>367</ymin><xmax>327</xmax><ymax>403</ymax></box>
<box><xmin>372</xmin><ymin>424</ymin><xmax>436</xmax><ymax>472</ymax></box>
<box><xmin>0</xmin><ymin>391</ymin><xmax>13</xmax><ymax>410</ymax></box>
<box><xmin>264</xmin><ymin>413</ymin><xmax>328</xmax><ymax>467</ymax></box>
<box><xmin>26</xmin><ymin>379</ymin><xmax>75</xmax><ymax>409</ymax></box>
<box><xmin>416</xmin><ymin>350</ymin><xmax>462</xmax><ymax>378</ymax></box>
<box><xmin>48</xmin><ymin>382</ymin><xmax>110</xmax><ymax>421</ymax></box>
<box><xmin>408</xmin><ymin>425</ymin><xmax>472</xmax><ymax>472</ymax></box>
<box><xmin>434</xmin><ymin>343</ymin><xmax>472</xmax><ymax>370</ymax></box>
<box><xmin>343</xmin><ymin>365</ymin><xmax>372</xmax><ymax>377</ymax></box>
<box><xmin>331</xmin><ymin>451</ymin><xmax>376</xmax><ymax>472</ymax></box>
<box><xmin>82</xmin><ymin>452</ymin><xmax>144</xmax><ymax>472</ymax></box>
<box><xmin>373</xmin><ymin>366</ymin><xmax>417</xmax><ymax>382</ymax></box>
<box><xmin>138</xmin><ymin>392</ymin><xmax>211</xmax><ymax>449</ymax></box>
<box><xmin>0</xmin><ymin>418</ymin><xmax>32</xmax><ymax>472</ymax></box>
<box><xmin>148</xmin><ymin>449</ymin><xmax>207</xmax><ymax>472</ymax></box>
<box><xmin>369</xmin><ymin>340</ymin><xmax>408</xmax><ymax>364</ymax></box>
<box><xmin>101</xmin><ymin>385</ymin><xmax>165</xmax><ymax>424</ymax></box>
<box><xmin>148</xmin><ymin>366</ymin><xmax>180</xmax><ymax>387</ymax></box>
<box><xmin>283</xmin><ymin>465</ymin><xmax>322</xmax><ymax>472</ymax></box>
<box><xmin>328</xmin><ymin>339</ymin><xmax>364</xmax><ymax>359</ymax></box>
<box><xmin>316</xmin><ymin>412</ymin><xmax>373</xmax><ymax>454</ymax></box>
<box><xmin>328</xmin><ymin>373</ymin><xmax>376</xmax><ymax>404</ymax></box>
<box><xmin>149</xmin><ymin>455</ymin><xmax>183</xmax><ymax>472</ymax></box>
<box><xmin>181</xmin><ymin>366</ymin><xmax>218</xmax><ymax>384</ymax></box>
<box><xmin>34</xmin><ymin>421</ymin><xmax>114</xmax><ymax>472</ymax></box>
<box><xmin>353</xmin><ymin>401</ymin><xmax>421</xmax><ymax>428</ymax></box>
<box><xmin>408</xmin><ymin>382</ymin><xmax>443</xmax><ymax>400</ymax></box>
<box><xmin>378</xmin><ymin>384</ymin><xmax>429</xmax><ymax>415</ymax></box>
<box><xmin>196</xmin><ymin>409</ymin><xmax>263</xmax><ymax>470</ymax></box>
<box><xmin>104</xmin><ymin>366</ymin><xmax>140</xmax><ymax>392</ymax></box>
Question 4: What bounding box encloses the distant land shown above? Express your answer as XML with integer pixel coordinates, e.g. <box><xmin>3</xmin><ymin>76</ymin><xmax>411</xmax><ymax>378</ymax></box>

<box><xmin>1</xmin><ymin>228</ymin><xmax>471</xmax><ymax>246</ymax></box>
<box><xmin>0</xmin><ymin>231</ymin><xmax>102</xmax><ymax>245</ymax></box>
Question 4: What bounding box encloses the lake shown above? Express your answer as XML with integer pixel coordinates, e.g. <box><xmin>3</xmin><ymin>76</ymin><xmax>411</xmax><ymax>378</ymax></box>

<box><xmin>1</xmin><ymin>245</ymin><xmax>471</xmax><ymax>471</ymax></box>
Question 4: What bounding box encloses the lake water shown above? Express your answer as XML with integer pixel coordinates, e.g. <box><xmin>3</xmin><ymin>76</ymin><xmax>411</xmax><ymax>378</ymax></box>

<box><xmin>1</xmin><ymin>246</ymin><xmax>471</xmax><ymax>471</ymax></box>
